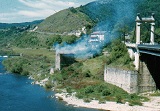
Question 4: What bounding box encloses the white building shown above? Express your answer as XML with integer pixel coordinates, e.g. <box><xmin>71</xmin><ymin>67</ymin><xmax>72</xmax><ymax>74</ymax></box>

<box><xmin>89</xmin><ymin>31</ymin><xmax>106</xmax><ymax>43</ymax></box>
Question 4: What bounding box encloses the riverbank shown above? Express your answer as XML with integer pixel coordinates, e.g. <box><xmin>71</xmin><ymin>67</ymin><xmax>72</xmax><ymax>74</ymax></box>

<box><xmin>27</xmin><ymin>70</ymin><xmax>160</xmax><ymax>111</ymax></box>
<box><xmin>2</xmin><ymin>49</ymin><xmax>160</xmax><ymax>111</ymax></box>
<box><xmin>55</xmin><ymin>92</ymin><xmax>160</xmax><ymax>111</ymax></box>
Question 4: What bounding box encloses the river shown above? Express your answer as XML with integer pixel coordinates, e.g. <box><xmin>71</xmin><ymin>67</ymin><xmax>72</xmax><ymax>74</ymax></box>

<box><xmin>0</xmin><ymin>57</ymin><xmax>97</xmax><ymax>111</ymax></box>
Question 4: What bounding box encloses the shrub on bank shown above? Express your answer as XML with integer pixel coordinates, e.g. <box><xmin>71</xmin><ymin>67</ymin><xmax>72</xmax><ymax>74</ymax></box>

<box><xmin>2</xmin><ymin>57</ymin><xmax>30</xmax><ymax>75</ymax></box>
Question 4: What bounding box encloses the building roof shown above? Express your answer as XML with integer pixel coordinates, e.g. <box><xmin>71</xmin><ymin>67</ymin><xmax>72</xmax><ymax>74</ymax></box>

<box><xmin>91</xmin><ymin>31</ymin><xmax>106</xmax><ymax>35</ymax></box>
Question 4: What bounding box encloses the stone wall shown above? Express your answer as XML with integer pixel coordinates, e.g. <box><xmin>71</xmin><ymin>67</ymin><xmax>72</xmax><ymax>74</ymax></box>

<box><xmin>139</xmin><ymin>55</ymin><xmax>156</xmax><ymax>93</ymax></box>
<box><xmin>104</xmin><ymin>67</ymin><xmax>138</xmax><ymax>93</ymax></box>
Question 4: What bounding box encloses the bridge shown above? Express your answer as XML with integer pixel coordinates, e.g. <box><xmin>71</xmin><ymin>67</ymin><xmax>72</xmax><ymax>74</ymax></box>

<box><xmin>105</xmin><ymin>13</ymin><xmax>160</xmax><ymax>93</ymax></box>
<box><xmin>126</xmin><ymin>13</ymin><xmax>160</xmax><ymax>93</ymax></box>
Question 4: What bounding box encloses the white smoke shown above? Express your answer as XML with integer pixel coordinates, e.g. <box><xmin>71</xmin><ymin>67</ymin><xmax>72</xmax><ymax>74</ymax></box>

<box><xmin>54</xmin><ymin>0</ymin><xmax>142</xmax><ymax>58</ymax></box>
<box><xmin>54</xmin><ymin>34</ymin><xmax>109</xmax><ymax>58</ymax></box>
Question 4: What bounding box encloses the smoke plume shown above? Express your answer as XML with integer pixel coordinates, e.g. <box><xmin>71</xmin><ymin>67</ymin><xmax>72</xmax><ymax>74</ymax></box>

<box><xmin>54</xmin><ymin>0</ymin><xmax>142</xmax><ymax>58</ymax></box>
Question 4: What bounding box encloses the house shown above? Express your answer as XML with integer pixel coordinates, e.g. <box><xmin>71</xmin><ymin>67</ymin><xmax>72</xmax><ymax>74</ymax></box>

<box><xmin>89</xmin><ymin>31</ymin><xmax>106</xmax><ymax>43</ymax></box>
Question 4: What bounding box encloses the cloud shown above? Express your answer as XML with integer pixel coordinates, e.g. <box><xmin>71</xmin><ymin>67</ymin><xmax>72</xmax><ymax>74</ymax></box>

<box><xmin>18</xmin><ymin>0</ymin><xmax>53</xmax><ymax>9</ymax></box>
<box><xmin>18</xmin><ymin>9</ymin><xmax>56</xmax><ymax>18</ymax></box>
<box><xmin>15</xmin><ymin>0</ymin><xmax>80</xmax><ymax>21</ymax></box>
<box><xmin>18</xmin><ymin>0</ymin><xmax>79</xmax><ymax>10</ymax></box>
<box><xmin>0</xmin><ymin>13</ymin><xmax>17</xmax><ymax>23</ymax></box>
<box><xmin>0</xmin><ymin>0</ymin><xmax>90</xmax><ymax>23</ymax></box>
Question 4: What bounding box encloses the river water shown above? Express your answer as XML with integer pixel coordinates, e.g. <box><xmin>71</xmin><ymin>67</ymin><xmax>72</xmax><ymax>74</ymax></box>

<box><xmin>0</xmin><ymin>57</ymin><xmax>97</xmax><ymax>111</ymax></box>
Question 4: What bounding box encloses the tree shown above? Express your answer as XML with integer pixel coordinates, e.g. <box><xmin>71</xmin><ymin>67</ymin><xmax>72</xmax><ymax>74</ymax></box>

<box><xmin>107</xmin><ymin>38</ymin><xmax>131</xmax><ymax>65</ymax></box>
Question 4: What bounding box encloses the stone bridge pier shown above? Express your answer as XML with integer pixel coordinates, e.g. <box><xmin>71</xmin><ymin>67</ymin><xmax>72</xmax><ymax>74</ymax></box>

<box><xmin>139</xmin><ymin>53</ymin><xmax>160</xmax><ymax>92</ymax></box>
<box><xmin>55</xmin><ymin>52</ymin><xmax>76</xmax><ymax>70</ymax></box>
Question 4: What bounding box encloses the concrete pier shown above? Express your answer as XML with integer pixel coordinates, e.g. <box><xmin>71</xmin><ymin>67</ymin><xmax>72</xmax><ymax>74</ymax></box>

<box><xmin>55</xmin><ymin>52</ymin><xmax>76</xmax><ymax>70</ymax></box>
<box><xmin>55</xmin><ymin>53</ymin><xmax>61</xmax><ymax>70</ymax></box>
<box><xmin>150</xmin><ymin>22</ymin><xmax>155</xmax><ymax>44</ymax></box>
<box><xmin>136</xmin><ymin>22</ymin><xmax>141</xmax><ymax>44</ymax></box>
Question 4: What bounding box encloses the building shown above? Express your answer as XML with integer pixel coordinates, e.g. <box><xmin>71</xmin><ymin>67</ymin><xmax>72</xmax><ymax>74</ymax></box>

<box><xmin>89</xmin><ymin>31</ymin><xmax>106</xmax><ymax>43</ymax></box>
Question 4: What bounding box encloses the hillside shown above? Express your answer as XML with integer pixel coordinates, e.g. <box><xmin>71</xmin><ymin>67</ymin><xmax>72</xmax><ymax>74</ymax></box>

<box><xmin>36</xmin><ymin>0</ymin><xmax>160</xmax><ymax>37</ymax></box>
<box><xmin>78</xmin><ymin>0</ymin><xmax>160</xmax><ymax>42</ymax></box>
<box><xmin>2</xmin><ymin>0</ymin><xmax>160</xmax><ymax>108</ymax></box>
<box><xmin>37</xmin><ymin>8</ymin><xmax>94</xmax><ymax>34</ymax></box>
<box><xmin>1</xmin><ymin>0</ymin><xmax>160</xmax><ymax>50</ymax></box>
<box><xmin>0</xmin><ymin>20</ymin><xmax>43</xmax><ymax>29</ymax></box>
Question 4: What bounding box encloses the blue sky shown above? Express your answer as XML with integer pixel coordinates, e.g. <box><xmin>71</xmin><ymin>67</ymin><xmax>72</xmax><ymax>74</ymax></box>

<box><xmin>0</xmin><ymin>0</ymin><xmax>95</xmax><ymax>23</ymax></box>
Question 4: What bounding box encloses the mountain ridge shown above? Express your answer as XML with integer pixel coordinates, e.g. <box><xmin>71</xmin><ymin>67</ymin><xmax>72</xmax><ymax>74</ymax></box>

<box><xmin>0</xmin><ymin>20</ymin><xmax>43</xmax><ymax>29</ymax></box>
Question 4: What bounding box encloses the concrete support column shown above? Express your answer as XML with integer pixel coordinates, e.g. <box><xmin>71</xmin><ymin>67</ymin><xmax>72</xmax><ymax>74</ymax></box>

<box><xmin>136</xmin><ymin>22</ymin><xmax>141</xmax><ymax>44</ymax></box>
<box><xmin>104</xmin><ymin>65</ymin><xmax>107</xmax><ymax>82</ymax></box>
<box><xmin>150</xmin><ymin>23</ymin><xmax>155</xmax><ymax>44</ymax></box>
<box><xmin>135</xmin><ymin>51</ymin><xmax>140</xmax><ymax>71</ymax></box>
<box><xmin>55</xmin><ymin>53</ymin><xmax>60</xmax><ymax>70</ymax></box>
<box><xmin>127</xmin><ymin>48</ymin><xmax>135</xmax><ymax>59</ymax></box>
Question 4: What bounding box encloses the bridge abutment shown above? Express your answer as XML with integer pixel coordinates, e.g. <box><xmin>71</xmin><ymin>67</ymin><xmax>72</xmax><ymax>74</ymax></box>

<box><xmin>104</xmin><ymin>67</ymin><xmax>138</xmax><ymax>93</ymax></box>
<box><xmin>138</xmin><ymin>57</ymin><xmax>156</xmax><ymax>92</ymax></box>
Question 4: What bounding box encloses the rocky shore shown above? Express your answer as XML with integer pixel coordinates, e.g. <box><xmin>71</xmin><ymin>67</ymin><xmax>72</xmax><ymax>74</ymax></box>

<box><xmin>55</xmin><ymin>92</ymin><xmax>160</xmax><ymax>111</ymax></box>
<box><xmin>28</xmin><ymin>75</ymin><xmax>160</xmax><ymax>111</ymax></box>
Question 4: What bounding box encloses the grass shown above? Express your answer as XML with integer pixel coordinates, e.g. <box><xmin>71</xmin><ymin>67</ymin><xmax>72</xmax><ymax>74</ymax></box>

<box><xmin>2</xmin><ymin>46</ymin><xmax>148</xmax><ymax>106</ymax></box>
<box><xmin>150</xmin><ymin>90</ymin><xmax>160</xmax><ymax>96</ymax></box>
<box><xmin>2</xmin><ymin>40</ymin><xmax>146</xmax><ymax>106</ymax></box>
<box><xmin>51</xmin><ymin>54</ymin><xmax>148</xmax><ymax>106</ymax></box>
<box><xmin>37</xmin><ymin>8</ymin><xmax>93</xmax><ymax>33</ymax></box>
<box><xmin>82</xmin><ymin>55</ymin><xmax>105</xmax><ymax>77</ymax></box>
<box><xmin>12</xmin><ymin>47</ymin><xmax>55</xmax><ymax>61</ymax></box>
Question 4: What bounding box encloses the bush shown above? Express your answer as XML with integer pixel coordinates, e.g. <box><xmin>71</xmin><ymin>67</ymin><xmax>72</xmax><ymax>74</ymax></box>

<box><xmin>45</xmin><ymin>81</ymin><xmax>53</xmax><ymax>89</ymax></box>
<box><xmin>150</xmin><ymin>90</ymin><xmax>160</xmax><ymax>96</ymax></box>
<box><xmin>69</xmin><ymin>7</ymin><xmax>77</xmax><ymax>13</ymax></box>
<box><xmin>76</xmin><ymin>92</ymin><xmax>84</xmax><ymax>99</ymax></box>
<box><xmin>102</xmin><ymin>89</ymin><xmax>111</xmax><ymax>96</ymax></box>
<box><xmin>106</xmin><ymin>38</ymin><xmax>133</xmax><ymax>69</ymax></box>
<box><xmin>129</xmin><ymin>100</ymin><xmax>142</xmax><ymax>106</ymax></box>
<box><xmin>83</xmin><ymin>70</ymin><xmax>91</xmax><ymax>77</ymax></box>
<box><xmin>66</xmin><ymin>87</ymin><xmax>72</xmax><ymax>93</ymax></box>
<box><xmin>21</xmin><ymin>69</ymin><xmax>29</xmax><ymax>76</ymax></box>
<box><xmin>116</xmin><ymin>95</ymin><xmax>123</xmax><ymax>103</ymax></box>
<box><xmin>3</xmin><ymin>57</ymin><xmax>29</xmax><ymax>74</ymax></box>
<box><xmin>61</xmin><ymin>35</ymin><xmax>77</xmax><ymax>44</ymax></box>
<box><xmin>84</xmin><ymin>86</ymin><xmax>94</xmax><ymax>94</ymax></box>
<box><xmin>84</xmin><ymin>98</ymin><xmax>91</xmax><ymax>103</ymax></box>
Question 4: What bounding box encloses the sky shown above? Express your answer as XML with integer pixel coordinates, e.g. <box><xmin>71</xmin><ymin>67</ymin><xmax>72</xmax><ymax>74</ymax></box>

<box><xmin>0</xmin><ymin>0</ymin><xmax>95</xmax><ymax>23</ymax></box>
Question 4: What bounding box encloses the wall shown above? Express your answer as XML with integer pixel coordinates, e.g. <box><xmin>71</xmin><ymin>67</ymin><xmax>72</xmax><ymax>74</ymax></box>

<box><xmin>127</xmin><ymin>47</ymin><xmax>157</xmax><ymax>92</ymax></box>
<box><xmin>104</xmin><ymin>67</ymin><xmax>138</xmax><ymax>93</ymax></box>
<box><xmin>55</xmin><ymin>53</ymin><xmax>76</xmax><ymax>70</ymax></box>
<box><xmin>139</xmin><ymin>53</ymin><xmax>157</xmax><ymax>92</ymax></box>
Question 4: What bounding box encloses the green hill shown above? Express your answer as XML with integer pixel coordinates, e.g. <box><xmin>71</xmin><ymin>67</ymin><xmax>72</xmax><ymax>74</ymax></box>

<box><xmin>2</xmin><ymin>0</ymin><xmax>160</xmax><ymax>50</ymax></box>
<box><xmin>37</xmin><ymin>7</ymin><xmax>94</xmax><ymax>34</ymax></box>
<box><xmin>36</xmin><ymin>0</ymin><xmax>160</xmax><ymax>37</ymax></box>
<box><xmin>0</xmin><ymin>20</ymin><xmax>43</xmax><ymax>29</ymax></box>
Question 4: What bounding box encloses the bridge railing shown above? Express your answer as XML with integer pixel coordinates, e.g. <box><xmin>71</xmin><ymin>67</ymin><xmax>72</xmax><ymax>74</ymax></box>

<box><xmin>125</xmin><ymin>43</ymin><xmax>136</xmax><ymax>48</ymax></box>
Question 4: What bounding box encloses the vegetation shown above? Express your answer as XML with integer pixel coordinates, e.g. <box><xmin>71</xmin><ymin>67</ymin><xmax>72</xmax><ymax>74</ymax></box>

<box><xmin>50</xmin><ymin>54</ymin><xmax>147</xmax><ymax>105</ymax></box>
<box><xmin>2</xmin><ymin>0</ymin><xmax>160</xmax><ymax>107</ymax></box>
<box><xmin>150</xmin><ymin>90</ymin><xmax>160</xmax><ymax>96</ymax></box>
<box><xmin>2</xmin><ymin>48</ymin><xmax>55</xmax><ymax>79</ymax></box>
<box><xmin>0</xmin><ymin>20</ymin><xmax>43</xmax><ymax>29</ymax></box>
<box><xmin>37</xmin><ymin>8</ymin><xmax>94</xmax><ymax>33</ymax></box>
<box><xmin>13</xmin><ymin>32</ymin><xmax>78</xmax><ymax>49</ymax></box>
<box><xmin>104</xmin><ymin>39</ymin><xmax>134</xmax><ymax>70</ymax></box>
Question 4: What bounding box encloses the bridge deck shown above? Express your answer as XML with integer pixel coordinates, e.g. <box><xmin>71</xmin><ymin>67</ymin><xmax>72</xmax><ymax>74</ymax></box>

<box><xmin>126</xmin><ymin>43</ymin><xmax>160</xmax><ymax>56</ymax></box>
